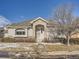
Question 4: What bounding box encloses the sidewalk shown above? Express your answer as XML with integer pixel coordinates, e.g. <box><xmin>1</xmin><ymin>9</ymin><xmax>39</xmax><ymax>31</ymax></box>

<box><xmin>0</xmin><ymin>58</ymin><xmax>11</xmax><ymax>59</ymax></box>
<box><xmin>41</xmin><ymin>51</ymin><xmax>79</xmax><ymax>55</ymax></box>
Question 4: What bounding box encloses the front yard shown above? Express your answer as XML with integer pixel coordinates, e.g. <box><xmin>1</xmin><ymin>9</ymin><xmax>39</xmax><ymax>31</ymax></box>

<box><xmin>46</xmin><ymin>45</ymin><xmax>79</xmax><ymax>52</ymax></box>
<box><xmin>0</xmin><ymin>43</ymin><xmax>79</xmax><ymax>52</ymax></box>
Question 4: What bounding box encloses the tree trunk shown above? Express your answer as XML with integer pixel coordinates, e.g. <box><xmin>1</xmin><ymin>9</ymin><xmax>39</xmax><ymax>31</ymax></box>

<box><xmin>66</xmin><ymin>35</ymin><xmax>70</xmax><ymax>46</ymax></box>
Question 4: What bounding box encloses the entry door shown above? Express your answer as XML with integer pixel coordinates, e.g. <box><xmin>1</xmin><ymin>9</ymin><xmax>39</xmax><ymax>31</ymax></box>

<box><xmin>35</xmin><ymin>25</ymin><xmax>44</xmax><ymax>43</ymax></box>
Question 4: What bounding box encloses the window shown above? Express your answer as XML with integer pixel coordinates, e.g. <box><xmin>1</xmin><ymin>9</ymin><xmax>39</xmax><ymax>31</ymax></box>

<box><xmin>15</xmin><ymin>29</ymin><xmax>25</xmax><ymax>35</ymax></box>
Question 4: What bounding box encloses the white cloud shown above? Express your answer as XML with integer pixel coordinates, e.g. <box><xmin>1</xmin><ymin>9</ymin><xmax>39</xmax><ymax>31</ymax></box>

<box><xmin>0</xmin><ymin>16</ymin><xmax>11</xmax><ymax>27</ymax></box>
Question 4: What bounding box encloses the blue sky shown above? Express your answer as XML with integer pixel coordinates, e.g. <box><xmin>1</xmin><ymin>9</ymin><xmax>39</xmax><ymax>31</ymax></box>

<box><xmin>0</xmin><ymin>0</ymin><xmax>79</xmax><ymax>23</ymax></box>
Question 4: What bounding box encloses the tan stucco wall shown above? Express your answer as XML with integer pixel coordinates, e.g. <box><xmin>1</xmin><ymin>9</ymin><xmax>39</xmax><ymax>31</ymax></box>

<box><xmin>4</xmin><ymin>28</ymin><xmax>16</xmax><ymax>38</ymax></box>
<box><xmin>27</xmin><ymin>28</ymin><xmax>33</xmax><ymax>37</ymax></box>
<box><xmin>32</xmin><ymin>19</ymin><xmax>48</xmax><ymax>39</ymax></box>
<box><xmin>4</xmin><ymin>27</ymin><xmax>28</xmax><ymax>38</ymax></box>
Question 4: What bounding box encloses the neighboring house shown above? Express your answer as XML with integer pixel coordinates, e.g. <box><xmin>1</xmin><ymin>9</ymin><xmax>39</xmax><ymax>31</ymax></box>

<box><xmin>71</xmin><ymin>29</ymin><xmax>79</xmax><ymax>39</ymax></box>
<box><xmin>4</xmin><ymin>17</ymin><xmax>57</xmax><ymax>43</ymax></box>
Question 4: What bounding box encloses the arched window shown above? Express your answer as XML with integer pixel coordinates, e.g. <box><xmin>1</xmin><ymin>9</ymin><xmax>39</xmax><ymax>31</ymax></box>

<box><xmin>15</xmin><ymin>28</ymin><xmax>25</xmax><ymax>35</ymax></box>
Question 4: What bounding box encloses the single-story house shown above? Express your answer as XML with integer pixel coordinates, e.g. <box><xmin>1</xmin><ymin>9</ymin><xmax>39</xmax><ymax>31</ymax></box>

<box><xmin>3</xmin><ymin>17</ymin><xmax>57</xmax><ymax>42</ymax></box>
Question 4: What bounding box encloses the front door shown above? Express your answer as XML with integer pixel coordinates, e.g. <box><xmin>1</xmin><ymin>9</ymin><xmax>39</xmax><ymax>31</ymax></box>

<box><xmin>35</xmin><ymin>25</ymin><xmax>44</xmax><ymax>43</ymax></box>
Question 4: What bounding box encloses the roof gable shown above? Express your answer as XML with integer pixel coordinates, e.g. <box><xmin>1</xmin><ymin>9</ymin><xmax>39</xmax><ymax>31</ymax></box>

<box><xmin>30</xmin><ymin>17</ymin><xmax>48</xmax><ymax>24</ymax></box>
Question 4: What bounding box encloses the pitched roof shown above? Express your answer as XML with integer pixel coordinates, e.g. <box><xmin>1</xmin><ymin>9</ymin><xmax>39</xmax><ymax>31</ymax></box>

<box><xmin>6</xmin><ymin>19</ymin><xmax>32</xmax><ymax>28</ymax></box>
<box><xmin>30</xmin><ymin>17</ymin><xmax>48</xmax><ymax>23</ymax></box>
<box><xmin>6</xmin><ymin>17</ymin><xmax>56</xmax><ymax>29</ymax></box>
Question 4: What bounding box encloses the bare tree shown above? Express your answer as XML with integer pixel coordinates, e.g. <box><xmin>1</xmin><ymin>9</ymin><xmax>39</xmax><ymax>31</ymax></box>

<box><xmin>33</xmin><ymin>43</ymin><xmax>46</xmax><ymax>59</ymax></box>
<box><xmin>53</xmin><ymin>3</ymin><xmax>77</xmax><ymax>46</ymax></box>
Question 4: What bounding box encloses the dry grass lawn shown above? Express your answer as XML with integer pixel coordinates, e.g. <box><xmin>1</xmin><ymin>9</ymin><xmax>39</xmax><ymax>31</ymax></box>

<box><xmin>45</xmin><ymin>45</ymin><xmax>79</xmax><ymax>52</ymax></box>
<box><xmin>0</xmin><ymin>43</ymin><xmax>79</xmax><ymax>52</ymax></box>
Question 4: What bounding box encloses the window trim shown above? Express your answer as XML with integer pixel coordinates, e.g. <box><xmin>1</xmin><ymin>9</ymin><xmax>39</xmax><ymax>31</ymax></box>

<box><xmin>15</xmin><ymin>29</ymin><xmax>25</xmax><ymax>35</ymax></box>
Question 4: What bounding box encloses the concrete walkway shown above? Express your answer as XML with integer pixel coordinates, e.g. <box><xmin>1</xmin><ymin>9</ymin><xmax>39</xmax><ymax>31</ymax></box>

<box><xmin>0</xmin><ymin>58</ymin><xmax>11</xmax><ymax>59</ymax></box>
<box><xmin>41</xmin><ymin>51</ymin><xmax>79</xmax><ymax>55</ymax></box>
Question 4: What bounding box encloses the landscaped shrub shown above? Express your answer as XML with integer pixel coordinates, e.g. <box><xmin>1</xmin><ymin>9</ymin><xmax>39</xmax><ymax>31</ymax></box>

<box><xmin>14</xmin><ymin>37</ymin><xmax>36</xmax><ymax>43</ymax></box>
<box><xmin>70</xmin><ymin>38</ymin><xmax>79</xmax><ymax>44</ymax></box>
<box><xmin>25</xmin><ymin>37</ymin><xmax>36</xmax><ymax>42</ymax></box>
<box><xmin>0</xmin><ymin>38</ymin><xmax>3</xmax><ymax>42</ymax></box>
<box><xmin>2</xmin><ymin>37</ymin><xmax>15</xmax><ymax>42</ymax></box>
<box><xmin>43</xmin><ymin>38</ymin><xmax>59</xmax><ymax>43</ymax></box>
<box><xmin>43</xmin><ymin>37</ymin><xmax>64</xmax><ymax>43</ymax></box>
<box><xmin>42</xmin><ymin>38</ymin><xmax>51</xmax><ymax>43</ymax></box>
<box><xmin>1</xmin><ymin>37</ymin><xmax>36</xmax><ymax>43</ymax></box>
